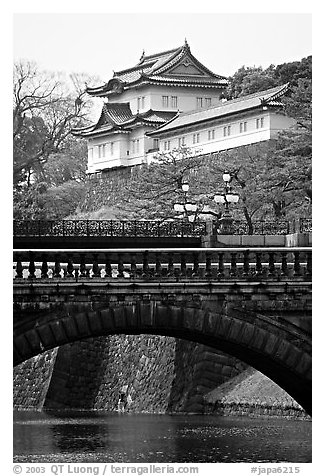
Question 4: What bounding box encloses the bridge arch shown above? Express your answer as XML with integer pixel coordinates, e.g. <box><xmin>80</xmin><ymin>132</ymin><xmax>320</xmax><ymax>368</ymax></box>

<box><xmin>14</xmin><ymin>301</ymin><xmax>311</xmax><ymax>415</ymax></box>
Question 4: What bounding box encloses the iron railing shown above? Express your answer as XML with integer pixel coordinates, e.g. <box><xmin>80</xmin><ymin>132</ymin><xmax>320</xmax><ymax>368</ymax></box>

<box><xmin>13</xmin><ymin>220</ymin><xmax>206</xmax><ymax>238</ymax></box>
<box><xmin>214</xmin><ymin>218</ymin><xmax>312</xmax><ymax>235</ymax></box>
<box><xmin>13</xmin><ymin>218</ymin><xmax>312</xmax><ymax>238</ymax></box>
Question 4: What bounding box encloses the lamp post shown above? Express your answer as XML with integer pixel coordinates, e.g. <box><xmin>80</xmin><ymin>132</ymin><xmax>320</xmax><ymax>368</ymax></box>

<box><xmin>173</xmin><ymin>180</ymin><xmax>201</xmax><ymax>222</ymax></box>
<box><xmin>214</xmin><ymin>171</ymin><xmax>239</xmax><ymax>234</ymax></box>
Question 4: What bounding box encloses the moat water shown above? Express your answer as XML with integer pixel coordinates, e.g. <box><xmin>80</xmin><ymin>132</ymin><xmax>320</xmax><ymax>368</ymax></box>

<box><xmin>13</xmin><ymin>411</ymin><xmax>312</xmax><ymax>463</ymax></box>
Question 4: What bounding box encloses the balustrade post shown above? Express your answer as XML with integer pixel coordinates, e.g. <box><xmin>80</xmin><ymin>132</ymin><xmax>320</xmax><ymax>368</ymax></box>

<box><xmin>180</xmin><ymin>253</ymin><xmax>187</xmax><ymax>277</ymax></box>
<box><xmin>67</xmin><ymin>254</ymin><xmax>74</xmax><ymax>278</ymax></box>
<box><xmin>230</xmin><ymin>252</ymin><xmax>238</xmax><ymax>278</ymax></box>
<box><xmin>104</xmin><ymin>254</ymin><xmax>112</xmax><ymax>278</ymax></box>
<box><xmin>142</xmin><ymin>251</ymin><xmax>149</xmax><ymax>277</ymax></box>
<box><xmin>79</xmin><ymin>254</ymin><xmax>86</xmax><ymax>277</ymax></box>
<box><xmin>192</xmin><ymin>252</ymin><xmax>199</xmax><ymax>277</ymax></box>
<box><xmin>53</xmin><ymin>255</ymin><xmax>61</xmax><ymax>278</ymax></box>
<box><xmin>28</xmin><ymin>252</ymin><xmax>36</xmax><ymax>279</ymax></box>
<box><xmin>268</xmin><ymin>251</ymin><xmax>275</xmax><ymax>277</ymax></box>
<box><xmin>217</xmin><ymin>252</ymin><xmax>224</xmax><ymax>278</ymax></box>
<box><xmin>117</xmin><ymin>253</ymin><xmax>124</xmax><ymax>278</ymax></box>
<box><xmin>128</xmin><ymin>253</ymin><xmax>136</xmax><ymax>278</ymax></box>
<box><xmin>41</xmin><ymin>254</ymin><xmax>49</xmax><ymax>279</ymax></box>
<box><xmin>15</xmin><ymin>255</ymin><xmax>23</xmax><ymax>279</ymax></box>
<box><xmin>155</xmin><ymin>252</ymin><xmax>162</xmax><ymax>277</ymax></box>
<box><xmin>294</xmin><ymin>251</ymin><xmax>301</xmax><ymax>277</ymax></box>
<box><xmin>92</xmin><ymin>253</ymin><xmax>100</xmax><ymax>278</ymax></box>
<box><xmin>167</xmin><ymin>253</ymin><xmax>174</xmax><ymax>277</ymax></box>
<box><xmin>242</xmin><ymin>250</ymin><xmax>250</xmax><ymax>277</ymax></box>
<box><xmin>255</xmin><ymin>252</ymin><xmax>263</xmax><ymax>278</ymax></box>
<box><xmin>281</xmin><ymin>252</ymin><xmax>288</xmax><ymax>277</ymax></box>
<box><xmin>205</xmin><ymin>252</ymin><xmax>212</xmax><ymax>278</ymax></box>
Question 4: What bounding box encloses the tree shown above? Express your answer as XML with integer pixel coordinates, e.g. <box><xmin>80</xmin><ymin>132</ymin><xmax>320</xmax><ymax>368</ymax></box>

<box><xmin>120</xmin><ymin>148</ymin><xmax>209</xmax><ymax>219</ymax></box>
<box><xmin>13</xmin><ymin>60</ymin><xmax>93</xmax><ymax>189</ymax></box>
<box><xmin>227</xmin><ymin>65</ymin><xmax>277</xmax><ymax>99</ymax></box>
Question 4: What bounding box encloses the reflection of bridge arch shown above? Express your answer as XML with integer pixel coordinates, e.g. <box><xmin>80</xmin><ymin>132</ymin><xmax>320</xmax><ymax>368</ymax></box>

<box><xmin>13</xmin><ymin>301</ymin><xmax>312</xmax><ymax>415</ymax></box>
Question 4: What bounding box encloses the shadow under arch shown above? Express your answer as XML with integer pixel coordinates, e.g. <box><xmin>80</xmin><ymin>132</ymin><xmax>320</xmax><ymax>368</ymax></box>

<box><xmin>13</xmin><ymin>301</ymin><xmax>312</xmax><ymax>415</ymax></box>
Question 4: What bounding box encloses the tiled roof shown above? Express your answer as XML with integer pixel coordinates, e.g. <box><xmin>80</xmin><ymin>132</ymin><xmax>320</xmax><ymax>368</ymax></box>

<box><xmin>103</xmin><ymin>103</ymin><xmax>134</xmax><ymax>124</ymax></box>
<box><xmin>148</xmin><ymin>83</ymin><xmax>290</xmax><ymax>136</ymax></box>
<box><xmin>144</xmin><ymin>75</ymin><xmax>228</xmax><ymax>86</ymax></box>
<box><xmin>72</xmin><ymin>104</ymin><xmax>177</xmax><ymax>137</ymax></box>
<box><xmin>86</xmin><ymin>42</ymin><xmax>228</xmax><ymax>96</ymax></box>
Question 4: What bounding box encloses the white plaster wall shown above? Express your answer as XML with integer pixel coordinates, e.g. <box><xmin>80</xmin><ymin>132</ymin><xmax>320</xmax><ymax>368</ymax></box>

<box><xmin>87</xmin><ymin>133</ymin><xmax>129</xmax><ymax>172</ymax></box>
<box><xmin>108</xmin><ymin>85</ymin><xmax>223</xmax><ymax>114</ymax></box>
<box><xmin>156</xmin><ymin>112</ymin><xmax>272</xmax><ymax>154</ymax></box>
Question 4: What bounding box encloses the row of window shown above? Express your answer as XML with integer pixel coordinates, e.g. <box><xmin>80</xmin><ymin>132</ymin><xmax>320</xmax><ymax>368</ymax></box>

<box><xmin>161</xmin><ymin>96</ymin><xmax>213</xmax><ymax>109</ymax></box>
<box><xmin>92</xmin><ymin>143</ymin><xmax>115</xmax><ymax>159</ymax></box>
<box><xmin>162</xmin><ymin>117</ymin><xmax>266</xmax><ymax>150</ymax></box>
<box><xmin>196</xmin><ymin>97</ymin><xmax>212</xmax><ymax>109</ymax></box>
<box><xmin>162</xmin><ymin>95</ymin><xmax>178</xmax><ymax>108</ymax></box>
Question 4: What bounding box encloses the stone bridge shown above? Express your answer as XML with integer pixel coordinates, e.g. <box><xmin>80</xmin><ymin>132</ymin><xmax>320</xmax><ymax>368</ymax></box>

<box><xmin>13</xmin><ymin>247</ymin><xmax>312</xmax><ymax>414</ymax></box>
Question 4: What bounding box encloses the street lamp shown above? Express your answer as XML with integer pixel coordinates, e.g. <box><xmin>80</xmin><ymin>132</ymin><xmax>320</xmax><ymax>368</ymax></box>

<box><xmin>214</xmin><ymin>170</ymin><xmax>239</xmax><ymax>234</ymax></box>
<box><xmin>173</xmin><ymin>180</ymin><xmax>200</xmax><ymax>222</ymax></box>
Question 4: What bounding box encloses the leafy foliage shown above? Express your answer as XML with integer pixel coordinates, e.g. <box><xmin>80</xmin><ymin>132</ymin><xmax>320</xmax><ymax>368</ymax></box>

<box><xmin>13</xmin><ymin>60</ymin><xmax>95</xmax><ymax>219</ymax></box>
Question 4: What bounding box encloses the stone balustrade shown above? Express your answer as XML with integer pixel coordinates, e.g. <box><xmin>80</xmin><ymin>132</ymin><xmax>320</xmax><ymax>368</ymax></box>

<box><xmin>13</xmin><ymin>248</ymin><xmax>312</xmax><ymax>281</ymax></box>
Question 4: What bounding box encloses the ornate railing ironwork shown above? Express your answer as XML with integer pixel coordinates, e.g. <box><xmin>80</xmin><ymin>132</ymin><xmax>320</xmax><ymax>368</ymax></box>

<box><xmin>214</xmin><ymin>218</ymin><xmax>312</xmax><ymax>235</ymax></box>
<box><xmin>13</xmin><ymin>248</ymin><xmax>312</xmax><ymax>281</ymax></box>
<box><xmin>13</xmin><ymin>220</ymin><xmax>206</xmax><ymax>238</ymax></box>
<box><xmin>13</xmin><ymin>218</ymin><xmax>312</xmax><ymax>238</ymax></box>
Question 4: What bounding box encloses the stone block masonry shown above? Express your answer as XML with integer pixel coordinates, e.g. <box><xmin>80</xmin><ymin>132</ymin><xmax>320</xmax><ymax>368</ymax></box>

<box><xmin>14</xmin><ymin>334</ymin><xmax>248</xmax><ymax>413</ymax></box>
<box><xmin>13</xmin><ymin>348</ymin><xmax>58</xmax><ymax>410</ymax></box>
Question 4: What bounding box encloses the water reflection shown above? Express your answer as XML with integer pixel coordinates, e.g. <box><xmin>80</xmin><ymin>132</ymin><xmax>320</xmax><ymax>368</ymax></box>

<box><xmin>13</xmin><ymin>411</ymin><xmax>312</xmax><ymax>463</ymax></box>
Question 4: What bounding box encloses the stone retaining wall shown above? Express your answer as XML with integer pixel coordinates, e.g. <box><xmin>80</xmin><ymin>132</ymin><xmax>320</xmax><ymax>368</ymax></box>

<box><xmin>13</xmin><ymin>348</ymin><xmax>58</xmax><ymax>410</ymax></box>
<box><xmin>13</xmin><ymin>335</ymin><xmax>247</xmax><ymax>413</ymax></box>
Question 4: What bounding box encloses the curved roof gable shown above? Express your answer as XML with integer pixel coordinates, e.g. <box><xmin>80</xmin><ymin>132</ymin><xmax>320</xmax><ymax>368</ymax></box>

<box><xmin>86</xmin><ymin>41</ymin><xmax>227</xmax><ymax>97</ymax></box>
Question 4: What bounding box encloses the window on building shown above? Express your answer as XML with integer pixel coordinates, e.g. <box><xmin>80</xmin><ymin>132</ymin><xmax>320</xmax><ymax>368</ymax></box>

<box><xmin>196</xmin><ymin>97</ymin><xmax>203</xmax><ymax>109</ymax></box>
<box><xmin>223</xmin><ymin>126</ymin><xmax>231</xmax><ymax>137</ymax></box>
<box><xmin>110</xmin><ymin>142</ymin><xmax>114</xmax><ymax>155</ymax></box>
<box><xmin>171</xmin><ymin>96</ymin><xmax>178</xmax><ymax>108</ymax></box>
<box><xmin>98</xmin><ymin>144</ymin><xmax>106</xmax><ymax>158</ymax></box>
<box><xmin>153</xmin><ymin>139</ymin><xmax>159</xmax><ymax>149</ymax></box>
<box><xmin>162</xmin><ymin>96</ymin><xmax>169</xmax><ymax>107</ymax></box>
<box><xmin>164</xmin><ymin>140</ymin><xmax>171</xmax><ymax>151</ymax></box>
<box><xmin>132</xmin><ymin>139</ymin><xmax>140</xmax><ymax>154</ymax></box>
<box><xmin>240</xmin><ymin>122</ymin><xmax>247</xmax><ymax>133</ymax></box>
<box><xmin>137</xmin><ymin>97</ymin><xmax>145</xmax><ymax>110</ymax></box>
<box><xmin>178</xmin><ymin>136</ymin><xmax>186</xmax><ymax>147</ymax></box>
<box><xmin>208</xmin><ymin>129</ymin><xmax>215</xmax><ymax>140</ymax></box>
<box><xmin>193</xmin><ymin>133</ymin><xmax>200</xmax><ymax>144</ymax></box>
<box><xmin>205</xmin><ymin>98</ymin><xmax>212</xmax><ymax>107</ymax></box>
<box><xmin>256</xmin><ymin>118</ymin><xmax>260</xmax><ymax>129</ymax></box>
<box><xmin>260</xmin><ymin>117</ymin><xmax>264</xmax><ymax>128</ymax></box>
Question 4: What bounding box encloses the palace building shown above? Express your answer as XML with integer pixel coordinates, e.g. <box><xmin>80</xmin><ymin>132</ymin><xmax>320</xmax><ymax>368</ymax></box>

<box><xmin>73</xmin><ymin>41</ymin><xmax>295</xmax><ymax>174</ymax></box>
